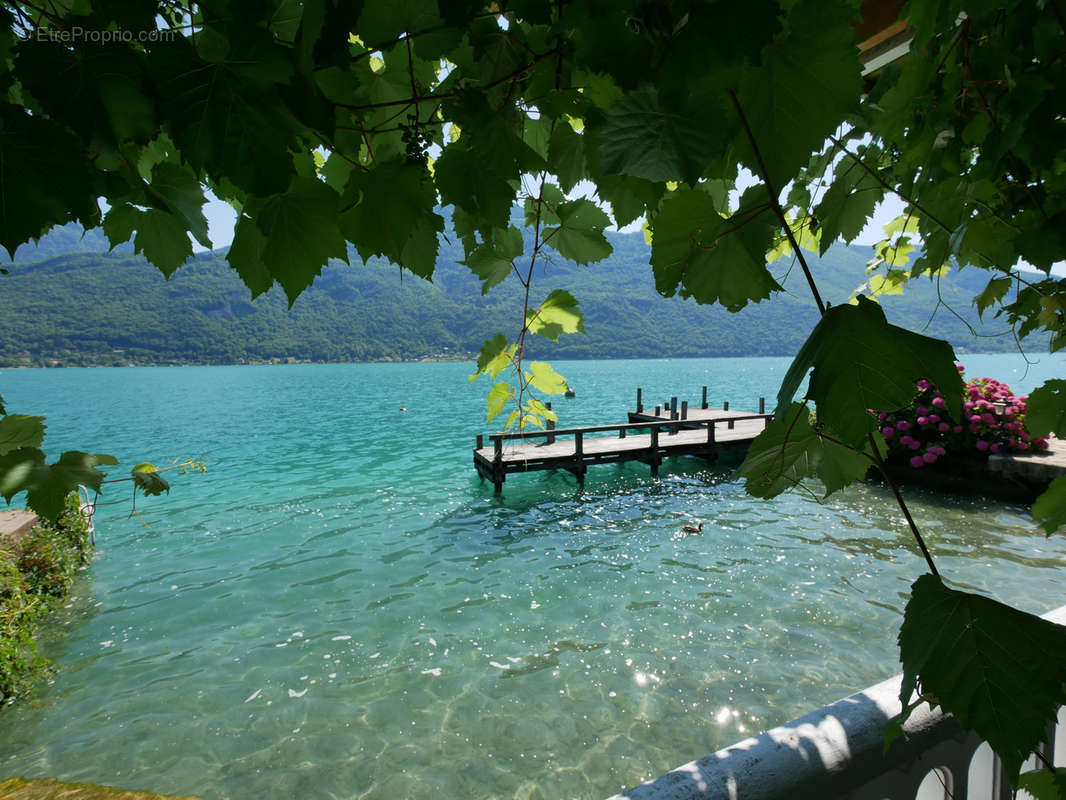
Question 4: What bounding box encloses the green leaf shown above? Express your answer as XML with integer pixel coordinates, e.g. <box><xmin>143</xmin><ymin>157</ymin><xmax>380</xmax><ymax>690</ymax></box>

<box><xmin>134</xmin><ymin>209</ymin><xmax>194</xmax><ymax>277</ymax></box>
<box><xmin>18</xmin><ymin>451</ymin><xmax>118</xmax><ymax>521</ymax></box>
<box><xmin>486</xmin><ymin>381</ymin><xmax>512</xmax><ymax>423</ymax></box>
<box><xmin>256</xmin><ymin>176</ymin><xmax>348</xmax><ymax>304</ymax></box>
<box><xmin>0</xmin><ymin>415</ymin><xmax>46</xmax><ymax>456</ymax></box>
<box><xmin>462</xmin><ymin>226</ymin><xmax>523</xmax><ymax>294</ymax></box>
<box><xmin>732</xmin><ymin>0</ymin><xmax>862</xmax><ymax>188</ymax></box>
<box><xmin>526</xmin><ymin>289</ymin><xmax>585</xmax><ymax>342</ymax></box>
<box><xmin>341</xmin><ymin>160</ymin><xmax>443</xmax><ymax>279</ymax></box>
<box><xmin>132</xmin><ymin>462</ymin><xmax>171</xmax><ymax>497</ymax></box>
<box><xmin>150</xmin><ymin>35</ymin><xmax>300</xmax><ymax>196</ymax></box>
<box><xmin>1032</xmin><ymin>474</ymin><xmax>1066</xmax><ymax>535</ymax></box>
<box><xmin>0</xmin><ymin>447</ymin><xmax>43</xmax><ymax>505</ymax></box>
<box><xmin>598</xmin><ymin>87</ymin><xmax>721</xmax><ymax>184</ymax></box>
<box><xmin>542</xmin><ymin>199</ymin><xmax>613</xmax><ymax>265</ymax></box>
<box><xmin>737</xmin><ymin>403</ymin><xmax>871</xmax><ymax>499</ymax></box>
<box><xmin>472</xmin><ymin>334</ymin><xmax>513</xmax><ymax>382</ymax></box>
<box><xmin>814</xmin><ymin>154</ymin><xmax>884</xmax><ymax>255</ymax></box>
<box><xmin>548</xmin><ymin>123</ymin><xmax>587</xmax><ymax>193</ymax></box>
<box><xmin>102</xmin><ymin>204</ymin><xmax>141</xmax><ymax>250</ymax></box>
<box><xmin>650</xmin><ymin>186</ymin><xmax>781</xmax><ymax>312</ymax></box>
<box><xmin>898</xmin><ymin>574</ymin><xmax>1066</xmax><ymax>784</ymax></box>
<box><xmin>434</xmin><ymin>145</ymin><xmax>516</xmax><ymax>233</ymax></box>
<box><xmin>0</xmin><ymin>394</ymin><xmax>5</xmax><ymax>415</ymax></box>
<box><xmin>0</xmin><ymin>106</ymin><xmax>98</xmax><ymax>259</ymax></box>
<box><xmin>226</xmin><ymin>215</ymin><xmax>274</xmax><ymax>298</ymax></box>
<box><xmin>1024</xmin><ymin>379</ymin><xmax>1066</xmax><ymax>439</ymax></box>
<box><xmin>777</xmin><ymin>296</ymin><xmax>962</xmax><ymax>447</ymax></box>
<box><xmin>975</xmin><ymin>276</ymin><xmax>1013</xmax><ymax>317</ymax></box>
<box><xmin>1020</xmin><ymin>767</ymin><xmax>1066</xmax><ymax>800</ymax></box>
<box><xmin>526</xmin><ymin>361</ymin><xmax>568</xmax><ymax>395</ymax></box>
<box><xmin>147</xmin><ymin>162</ymin><xmax>211</xmax><ymax>250</ymax></box>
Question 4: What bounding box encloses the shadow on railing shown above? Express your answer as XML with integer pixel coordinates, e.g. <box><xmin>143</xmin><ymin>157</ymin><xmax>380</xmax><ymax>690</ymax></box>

<box><xmin>610</xmin><ymin>606</ymin><xmax>1066</xmax><ymax>800</ymax></box>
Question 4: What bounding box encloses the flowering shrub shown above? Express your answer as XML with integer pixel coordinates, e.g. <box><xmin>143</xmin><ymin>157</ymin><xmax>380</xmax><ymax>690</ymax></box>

<box><xmin>876</xmin><ymin>365</ymin><xmax>1050</xmax><ymax>468</ymax></box>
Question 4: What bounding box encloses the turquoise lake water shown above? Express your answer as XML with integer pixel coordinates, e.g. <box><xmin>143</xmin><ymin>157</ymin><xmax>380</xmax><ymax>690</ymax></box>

<box><xmin>1</xmin><ymin>354</ymin><xmax>1065</xmax><ymax>799</ymax></box>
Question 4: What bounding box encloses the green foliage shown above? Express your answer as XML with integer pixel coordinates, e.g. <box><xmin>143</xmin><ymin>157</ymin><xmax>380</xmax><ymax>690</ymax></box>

<box><xmin>0</xmin><ymin>493</ymin><xmax>91</xmax><ymax>702</ymax></box>
<box><xmin>1020</xmin><ymin>767</ymin><xmax>1066</xmax><ymax>800</ymax></box>
<box><xmin>777</xmin><ymin>296</ymin><xmax>963</xmax><ymax>447</ymax></box>
<box><xmin>898</xmin><ymin>575</ymin><xmax>1066</xmax><ymax>784</ymax></box>
<box><xmin>737</xmin><ymin>402</ymin><xmax>874</xmax><ymax>499</ymax></box>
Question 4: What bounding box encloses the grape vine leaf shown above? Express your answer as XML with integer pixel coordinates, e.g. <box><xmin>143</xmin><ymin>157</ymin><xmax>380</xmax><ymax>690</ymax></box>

<box><xmin>147</xmin><ymin>162</ymin><xmax>211</xmax><ymax>250</ymax></box>
<box><xmin>463</xmin><ymin>226</ymin><xmax>524</xmax><ymax>294</ymax></box>
<box><xmin>650</xmin><ymin>186</ymin><xmax>781</xmax><ymax>311</ymax></box>
<box><xmin>732</xmin><ymin>0</ymin><xmax>862</xmax><ymax>189</ymax></box>
<box><xmin>898</xmin><ymin>574</ymin><xmax>1066</xmax><ymax>783</ymax></box>
<box><xmin>2</xmin><ymin>450</ymin><xmax>118</xmax><ymax>522</ymax></box>
<box><xmin>471</xmin><ymin>334</ymin><xmax>513</xmax><ymax>382</ymax></box>
<box><xmin>526</xmin><ymin>361</ymin><xmax>568</xmax><ymax>395</ymax></box>
<box><xmin>133</xmin><ymin>208</ymin><xmax>194</xmax><ymax>277</ymax></box>
<box><xmin>226</xmin><ymin>216</ymin><xmax>274</xmax><ymax>298</ymax></box>
<box><xmin>777</xmin><ymin>296</ymin><xmax>962</xmax><ymax>447</ymax></box>
<box><xmin>0</xmin><ymin>106</ymin><xmax>98</xmax><ymax>259</ymax></box>
<box><xmin>132</xmin><ymin>462</ymin><xmax>170</xmax><ymax>496</ymax></box>
<box><xmin>1020</xmin><ymin>768</ymin><xmax>1066</xmax><ymax>800</ymax></box>
<box><xmin>526</xmin><ymin>289</ymin><xmax>584</xmax><ymax>342</ymax></box>
<box><xmin>256</xmin><ymin>176</ymin><xmax>348</xmax><ymax>304</ymax></box>
<box><xmin>542</xmin><ymin>199</ymin><xmax>612</xmax><ymax>265</ymax></box>
<box><xmin>597</xmin><ymin>87</ymin><xmax>720</xmax><ymax>185</ymax></box>
<box><xmin>1025</xmin><ymin>379</ymin><xmax>1066</xmax><ymax>439</ymax></box>
<box><xmin>341</xmin><ymin>161</ymin><xmax>443</xmax><ymax>279</ymax></box>
<box><xmin>737</xmin><ymin>402</ymin><xmax>872</xmax><ymax>499</ymax></box>
<box><xmin>1032</xmin><ymin>475</ymin><xmax>1066</xmax><ymax>535</ymax></box>
<box><xmin>0</xmin><ymin>415</ymin><xmax>46</xmax><ymax>455</ymax></box>
<box><xmin>976</xmin><ymin>276</ymin><xmax>1013</xmax><ymax>317</ymax></box>
<box><xmin>486</xmin><ymin>381</ymin><xmax>512</xmax><ymax>423</ymax></box>
<box><xmin>548</xmin><ymin>123</ymin><xmax>587</xmax><ymax>193</ymax></box>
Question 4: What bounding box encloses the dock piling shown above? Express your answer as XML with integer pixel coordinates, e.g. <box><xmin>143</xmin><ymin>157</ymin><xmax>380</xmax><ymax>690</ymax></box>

<box><xmin>724</xmin><ymin>401</ymin><xmax>729</xmax><ymax>411</ymax></box>
<box><xmin>701</xmin><ymin>386</ymin><xmax>708</xmax><ymax>410</ymax></box>
<box><xmin>681</xmin><ymin>401</ymin><xmax>688</xmax><ymax>420</ymax></box>
<box><xmin>759</xmin><ymin>397</ymin><xmax>765</xmax><ymax>414</ymax></box>
<box><xmin>636</xmin><ymin>388</ymin><xmax>643</xmax><ymax>413</ymax></box>
<box><xmin>476</xmin><ymin>434</ymin><xmax>484</xmax><ymax>449</ymax></box>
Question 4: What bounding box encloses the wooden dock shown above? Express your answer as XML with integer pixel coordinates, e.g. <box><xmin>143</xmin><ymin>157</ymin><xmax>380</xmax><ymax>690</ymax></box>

<box><xmin>473</xmin><ymin>388</ymin><xmax>772</xmax><ymax>491</ymax></box>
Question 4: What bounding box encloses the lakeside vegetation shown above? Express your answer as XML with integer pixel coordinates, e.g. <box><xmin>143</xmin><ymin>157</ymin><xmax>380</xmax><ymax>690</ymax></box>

<box><xmin>0</xmin><ymin>495</ymin><xmax>92</xmax><ymax>703</ymax></box>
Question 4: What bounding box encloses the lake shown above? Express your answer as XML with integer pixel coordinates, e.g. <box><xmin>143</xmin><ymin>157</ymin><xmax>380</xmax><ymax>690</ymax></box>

<box><xmin>1</xmin><ymin>354</ymin><xmax>1064</xmax><ymax>799</ymax></box>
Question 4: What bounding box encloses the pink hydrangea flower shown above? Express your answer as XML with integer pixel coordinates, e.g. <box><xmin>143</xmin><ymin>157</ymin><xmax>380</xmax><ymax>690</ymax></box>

<box><xmin>882</xmin><ymin>426</ymin><xmax>895</xmax><ymax>438</ymax></box>
<box><xmin>938</xmin><ymin>422</ymin><xmax>950</xmax><ymax>432</ymax></box>
<box><xmin>976</xmin><ymin>440</ymin><xmax>990</xmax><ymax>452</ymax></box>
<box><xmin>896</xmin><ymin>420</ymin><xmax>910</xmax><ymax>431</ymax></box>
<box><xmin>923</xmin><ymin>452</ymin><xmax>938</xmax><ymax>463</ymax></box>
<box><xmin>910</xmin><ymin>455</ymin><xmax>925</xmax><ymax>468</ymax></box>
<box><xmin>917</xmin><ymin>416</ymin><xmax>929</xmax><ymax>426</ymax></box>
<box><xmin>932</xmin><ymin>397</ymin><xmax>946</xmax><ymax>408</ymax></box>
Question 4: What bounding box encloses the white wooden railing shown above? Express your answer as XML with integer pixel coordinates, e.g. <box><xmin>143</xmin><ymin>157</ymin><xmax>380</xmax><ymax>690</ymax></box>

<box><xmin>610</xmin><ymin>605</ymin><xmax>1066</xmax><ymax>800</ymax></box>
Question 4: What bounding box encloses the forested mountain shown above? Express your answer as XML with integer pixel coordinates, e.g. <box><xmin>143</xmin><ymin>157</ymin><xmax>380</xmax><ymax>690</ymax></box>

<box><xmin>0</xmin><ymin>223</ymin><xmax>1040</xmax><ymax>367</ymax></box>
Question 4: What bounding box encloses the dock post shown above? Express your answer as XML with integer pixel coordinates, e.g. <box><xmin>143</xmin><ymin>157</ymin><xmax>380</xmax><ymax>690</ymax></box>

<box><xmin>476</xmin><ymin>434</ymin><xmax>484</xmax><ymax>449</ymax></box>
<box><xmin>649</xmin><ymin>426</ymin><xmax>660</xmax><ymax>476</ymax></box>
<box><xmin>654</xmin><ymin>405</ymin><xmax>661</xmax><ymax>415</ymax></box>
<box><xmin>492</xmin><ymin>436</ymin><xmax>505</xmax><ymax>493</ymax></box>
<box><xmin>707</xmin><ymin>422</ymin><xmax>716</xmax><ymax>444</ymax></box>
<box><xmin>670</xmin><ymin>397</ymin><xmax>678</xmax><ymax>417</ymax></box>
<box><xmin>702</xmin><ymin>386</ymin><xmax>708</xmax><ymax>409</ymax></box>
<box><xmin>681</xmin><ymin>401</ymin><xmax>688</xmax><ymax>420</ymax></box>
<box><xmin>573</xmin><ymin>431</ymin><xmax>586</xmax><ymax>482</ymax></box>
<box><xmin>724</xmin><ymin>401</ymin><xmax>729</xmax><ymax>411</ymax></box>
<box><xmin>547</xmin><ymin>419</ymin><xmax>556</xmax><ymax>444</ymax></box>
<box><xmin>636</xmin><ymin>388</ymin><xmax>643</xmax><ymax>413</ymax></box>
<box><xmin>619</xmin><ymin>423</ymin><xmax>627</xmax><ymax>439</ymax></box>
<box><xmin>759</xmin><ymin>397</ymin><xmax>765</xmax><ymax>414</ymax></box>
<box><xmin>728</xmin><ymin>418</ymin><xmax>735</xmax><ymax>430</ymax></box>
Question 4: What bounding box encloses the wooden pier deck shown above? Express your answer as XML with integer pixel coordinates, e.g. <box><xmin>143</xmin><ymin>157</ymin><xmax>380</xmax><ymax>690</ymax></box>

<box><xmin>473</xmin><ymin>410</ymin><xmax>773</xmax><ymax>491</ymax></box>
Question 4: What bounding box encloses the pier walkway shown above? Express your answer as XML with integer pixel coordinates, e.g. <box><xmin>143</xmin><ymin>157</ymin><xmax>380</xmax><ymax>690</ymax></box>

<box><xmin>473</xmin><ymin>391</ymin><xmax>772</xmax><ymax>491</ymax></box>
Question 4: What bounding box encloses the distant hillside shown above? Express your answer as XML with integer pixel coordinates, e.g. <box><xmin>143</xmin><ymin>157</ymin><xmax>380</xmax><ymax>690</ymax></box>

<box><xmin>0</xmin><ymin>223</ymin><xmax>1042</xmax><ymax>367</ymax></box>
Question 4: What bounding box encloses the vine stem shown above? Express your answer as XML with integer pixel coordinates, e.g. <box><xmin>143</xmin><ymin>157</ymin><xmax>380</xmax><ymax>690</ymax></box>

<box><xmin>728</xmin><ymin>89</ymin><xmax>941</xmax><ymax>577</ymax></box>
<box><xmin>727</xmin><ymin>90</ymin><xmax>825</xmax><ymax>315</ymax></box>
